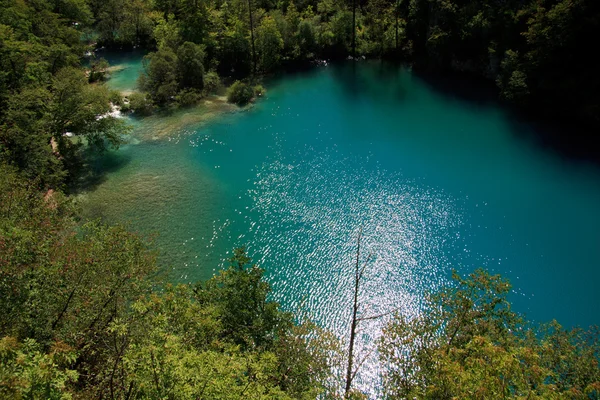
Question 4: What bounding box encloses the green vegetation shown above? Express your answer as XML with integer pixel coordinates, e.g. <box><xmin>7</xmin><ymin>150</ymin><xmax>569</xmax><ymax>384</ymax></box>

<box><xmin>0</xmin><ymin>0</ymin><xmax>129</xmax><ymax>189</ymax></box>
<box><xmin>92</xmin><ymin>0</ymin><xmax>598</xmax><ymax>124</ymax></box>
<box><xmin>379</xmin><ymin>269</ymin><xmax>600</xmax><ymax>399</ymax></box>
<box><xmin>395</xmin><ymin>0</ymin><xmax>600</xmax><ymax>124</ymax></box>
<box><xmin>1</xmin><ymin>0</ymin><xmax>599</xmax><ymax>396</ymax></box>
<box><xmin>0</xmin><ymin>165</ymin><xmax>336</xmax><ymax>398</ymax></box>
<box><xmin>227</xmin><ymin>80</ymin><xmax>260</xmax><ymax>105</ymax></box>
<box><xmin>1</xmin><ymin>163</ymin><xmax>599</xmax><ymax>397</ymax></box>
<box><xmin>5</xmin><ymin>0</ymin><xmax>595</xmax><ymax>121</ymax></box>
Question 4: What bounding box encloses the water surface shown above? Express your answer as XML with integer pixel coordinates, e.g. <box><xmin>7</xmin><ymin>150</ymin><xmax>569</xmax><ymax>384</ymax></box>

<box><xmin>100</xmin><ymin>49</ymin><xmax>146</xmax><ymax>93</ymax></box>
<box><xmin>84</xmin><ymin>60</ymin><xmax>600</xmax><ymax>393</ymax></box>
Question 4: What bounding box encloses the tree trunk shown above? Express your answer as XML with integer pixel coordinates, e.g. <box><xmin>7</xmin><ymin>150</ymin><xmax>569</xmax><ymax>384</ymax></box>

<box><xmin>248</xmin><ymin>0</ymin><xmax>257</xmax><ymax>74</ymax></box>
<box><xmin>352</xmin><ymin>0</ymin><xmax>356</xmax><ymax>58</ymax></box>
<box><xmin>395</xmin><ymin>9</ymin><xmax>399</xmax><ymax>50</ymax></box>
<box><xmin>345</xmin><ymin>229</ymin><xmax>362</xmax><ymax>397</ymax></box>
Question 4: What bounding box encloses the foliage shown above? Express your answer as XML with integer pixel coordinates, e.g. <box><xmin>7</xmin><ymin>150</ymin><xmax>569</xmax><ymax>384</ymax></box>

<box><xmin>256</xmin><ymin>16</ymin><xmax>284</xmax><ymax>71</ymax></box>
<box><xmin>97</xmin><ymin>0</ymin><xmax>599</xmax><ymax>126</ymax></box>
<box><xmin>1</xmin><ymin>0</ymin><xmax>599</xmax><ymax>396</ymax></box>
<box><xmin>0</xmin><ymin>0</ymin><xmax>131</xmax><ymax>189</ymax></box>
<box><xmin>177</xmin><ymin>41</ymin><xmax>206</xmax><ymax>90</ymax></box>
<box><xmin>3</xmin><ymin>0</ymin><xmax>599</xmax><ymax>124</ymax></box>
<box><xmin>139</xmin><ymin>48</ymin><xmax>179</xmax><ymax>105</ymax></box>
<box><xmin>0</xmin><ymin>167</ymin><xmax>336</xmax><ymax>397</ymax></box>
<box><xmin>379</xmin><ymin>269</ymin><xmax>600</xmax><ymax>399</ymax></box>
<box><xmin>227</xmin><ymin>80</ymin><xmax>255</xmax><ymax>105</ymax></box>
<box><xmin>254</xmin><ymin>84</ymin><xmax>266</xmax><ymax>97</ymax></box>
<box><xmin>127</xmin><ymin>92</ymin><xmax>154</xmax><ymax>115</ymax></box>
<box><xmin>0</xmin><ymin>337</ymin><xmax>78</xmax><ymax>399</ymax></box>
<box><xmin>176</xmin><ymin>88</ymin><xmax>203</xmax><ymax>107</ymax></box>
<box><xmin>0</xmin><ymin>164</ymin><xmax>156</xmax><ymax>352</ymax></box>
<box><xmin>203</xmin><ymin>71</ymin><xmax>223</xmax><ymax>95</ymax></box>
<box><xmin>88</xmin><ymin>58</ymin><xmax>110</xmax><ymax>83</ymax></box>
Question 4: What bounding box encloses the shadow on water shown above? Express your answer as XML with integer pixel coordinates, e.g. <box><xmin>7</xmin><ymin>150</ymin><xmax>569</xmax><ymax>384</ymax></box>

<box><xmin>507</xmin><ymin>115</ymin><xmax>600</xmax><ymax>166</ymax></box>
<box><xmin>69</xmin><ymin>148</ymin><xmax>133</xmax><ymax>194</ymax></box>
<box><xmin>412</xmin><ymin>68</ymin><xmax>499</xmax><ymax>106</ymax></box>
<box><xmin>333</xmin><ymin>60</ymin><xmax>410</xmax><ymax>103</ymax></box>
<box><xmin>406</xmin><ymin>66</ymin><xmax>600</xmax><ymax>166</ymax></box>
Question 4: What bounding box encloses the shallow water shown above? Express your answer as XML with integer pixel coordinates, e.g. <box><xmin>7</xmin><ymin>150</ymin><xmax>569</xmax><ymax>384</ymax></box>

<box><xmin>83</xmin><ymin>59</ymin><xmax>600</xmax><ymax>394</ymax></box>
<box><xmin>99</xmin><ymin>49</ymin><xmax>146</xmax><ymax>93</ymax></box>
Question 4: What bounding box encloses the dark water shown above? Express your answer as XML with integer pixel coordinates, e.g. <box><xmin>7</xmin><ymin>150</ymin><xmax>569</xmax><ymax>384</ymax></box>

<box><xmin>87</xmin><ymin>60</ymin><xmax>600</xmax><ymax>394</ymax></box>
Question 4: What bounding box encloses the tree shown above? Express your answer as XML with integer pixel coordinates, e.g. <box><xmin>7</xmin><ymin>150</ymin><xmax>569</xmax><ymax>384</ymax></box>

<box><xmin>120</xmin><ymin>0</ymin><xmax>154</xmax><ymax>45</ymax></box>
<box><xmin>152</xmin><ymin>15</ymin><xmax>182</xmax><ymax>50</ymax></box>
<box><xmin>97</xmin><ymin>0</ymin><xmax>126</xmax><ymax>44</ymax></box>
<box><xmin>256</xmin><ymin>16</ymin><xmax>284</xmax><ymax>71</ymax></box>
<box><xmin>331</xmin><ymin>10</ymin><xmax>353</xmax><ymax>53</ymax></box>
<box><xmin>0</xmin><ymin>337</ymin><xmax>78</xmax><ymax>399</ymax></box>
<box><xmin>139</xmin><ymin>48</ymin><xmax>179</xmax><ymax>105</ymax></box>
<box><xmin>0</xmin><ymin>164</ymin><xmax>157</xmax><ymax>390</ymax></box>
<box><xmin>178</xmin><ymin>0</ymin><xmax>210</xmax><ymax>44</ymax></box>
<box><xmin>298</xmin><ymin>19</ymin><xmax>317</xmax><ymax>57</ymax></box>
<box><xmin>177</xmin><ymin>41</ymin><xmax>205</xmax><ymax>90</ymax></box>
<box><xmin>51</xmin><ymin>67</ymin><xmax>127</xmax><ymax>153</ymax></box>
<box><xmin>196</xmin><ymin>248</ymin><xmax>282</xmax><ymax>349</ymax></box>
<box><xmin>379</xmin><ymin>269</ymin><xmax>600</xmax><ymax>399</ymax></box>
<box><xmin>0</xmin><ymin>87</ymin><xmax>66</xmax><ymax>188</ymax></box>
<box><xmin>343</xmin><ymin>229</ymin><xmax>391</xmax><ymax>398</ymax></box>
<box><xmin>217</xmin><ymin>18</ymin><xmax>252</xmax><ymax>77</ymax></box>
<box><xmin>248</xmin><ymin>0</ymin><xmax>257</xmax><ymax>74</ymax></box>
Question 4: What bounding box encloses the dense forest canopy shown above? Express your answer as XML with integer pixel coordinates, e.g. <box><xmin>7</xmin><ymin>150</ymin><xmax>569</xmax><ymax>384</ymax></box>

<box><xmin>1</xmin><ymin>0</ymin><xmax>600</xmax><ymax>397</ymax></box>
<box><xmin>126</xmin><ymin>0</ymin><xmax>600</xmax><ymax>126</ymax></box>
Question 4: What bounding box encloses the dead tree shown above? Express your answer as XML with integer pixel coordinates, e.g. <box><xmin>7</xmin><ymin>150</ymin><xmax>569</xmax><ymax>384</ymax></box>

<box><xmin>344</xmin><ymin>228</ymin><xmax>399</xmax><ymax>398</ymax></box>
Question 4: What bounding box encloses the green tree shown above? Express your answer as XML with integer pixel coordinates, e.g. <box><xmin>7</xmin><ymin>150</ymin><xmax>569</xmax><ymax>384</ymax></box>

<box><xmin>0</xmin><ymin>165</ymin><xmax>157</xmax><ymax>391</ymax></box>
<box><xmin>256</xmin><ymin>16</ymin><xmax>284</xmax><ymax>71</ymax></box>
<box><xmin>120</xmin><ymin>0</ymin><xmax>154</xmax><ymax>45</ymax></box>
<box><xmin>298</xmin><ymin>19</ymin><xmax>317</xmax><ymax>57</ymax></box>
<box><xmin>196</xmin><ymin>248</ymin><xmax>282</xmax><ymax>349</ymax></box>
<box><xmin>177</xmin><ymin>41</ymin><xmax>205</xmax><ymax>90</ymax></box>
<box><xmin>139</xmin><ymin>48</ymin><xmax>179</xmax><ymax>105</ymax></box>
<box><xmin>379</xmin><ymin>269</ymin><xmax>600</xmax><ymax>399</ymax></box>
<box><xmin>227</xmin><ymin>80</ymin><xmax>255</xmax><ymax>105</ymax></box>
<box><xmin>217</xmin><ymin>18</ymin><xmax>252</xmax><ymax>77</ymax></box>
<box><xmin>153</xmin><ymin>15</ymin><xmax>182</xmax><ymax>50</ymax></box>
<box><xmin>50</xmin><ymin>67</ymin><xmax>127</xmax><ymax>152</ymax></box>
<box><xmin>0</xmin><ymin>337</ymin><xmax>78</xmax><ymax>399</ymax></box>
<box><xmin>0</xmin><ymin>87</ymin><xmax>65</xmax><ymax>188</ymax></box>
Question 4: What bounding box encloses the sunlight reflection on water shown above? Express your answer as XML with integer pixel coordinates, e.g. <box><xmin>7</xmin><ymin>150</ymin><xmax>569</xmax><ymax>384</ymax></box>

<box><xmin>241</xmin><ymin>149</ymin><xmax>463</xmax><ymax>394</ymax></box>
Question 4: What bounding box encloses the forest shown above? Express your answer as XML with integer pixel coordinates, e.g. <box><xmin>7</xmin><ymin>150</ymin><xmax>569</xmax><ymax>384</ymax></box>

<box><xmin>1</xmin><ymin>0</ymin><xmax>600</xmax><ymax>397</ymax></box>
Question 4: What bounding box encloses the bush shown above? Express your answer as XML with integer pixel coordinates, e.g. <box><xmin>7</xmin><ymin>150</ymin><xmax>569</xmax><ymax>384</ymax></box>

<box><xmin>254</xmin><ymin>84</ymin><xmax>266</xmax><ymax>97</ymax></box>
<box><xmin>176</xmin><ymin>88</ymin><xmax>202</xmax><ymax>107</ymax></box>
<box><xmin>88</xmin><ymin>58</ymin><xmax>109</xmax><ymax>83</ymax></box>
<box><xmin>109</xmin><ymin>90</ymin><xmax>124</xmax><ymax>107</ymax></box>
<box><xmin>203</xmin><ymin>71</ymin><xmax>222</xmax><ymax>95</ymax></box>
<box><xmin>128</xmin><ymin>92</ymin><xmax>154</xmax><ymax>115</ymax></box>
<box><xmin>227</xmin><ymin>81</ymin><xmax>254</xmax><ymax>105</ymax></box>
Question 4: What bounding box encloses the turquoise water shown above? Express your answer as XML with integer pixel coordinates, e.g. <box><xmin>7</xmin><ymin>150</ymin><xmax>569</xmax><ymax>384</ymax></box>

<box><xmin>100</xmin><ymin>49</ymin><xmax>146</xmax><ymax>92</ymax></box>
<box><xmin>84</xmin><ymin>60</ymin><xmax>600</xmax><ymax>392</ymax></box>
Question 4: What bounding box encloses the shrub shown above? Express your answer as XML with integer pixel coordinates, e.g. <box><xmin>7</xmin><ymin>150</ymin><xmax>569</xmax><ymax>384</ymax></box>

<box><xmin>203</xmin><ymin>71</ymin><xmax>222</xmax><ymax>95</ymax></box>
<box><xmin>88</xmin><ymin>58</ymin><xmax>109</xmax><ymax>83</ymax></box>
<box><xmin>176</xmin><ymin>88</ymin><xmax>202</xmax><ymax>107</ymax></box>
<box><xmin>254</xmin><ymin>84</ymin><xmax>266</xmax><ymax>97</ymax></box>
<box><xmin>128</xmin><ymin>92</ymin><xmax>154</xmax><ymax>115</ymax></box>
<box><xmin>109</xmin><ymin>90</ymin><xmax>124</xmax><ymax>107</ymax></box>
<box><xmin>227</xmin><ymin>81</ymin><xmax>254</xmax><ymax>105</ymax></box>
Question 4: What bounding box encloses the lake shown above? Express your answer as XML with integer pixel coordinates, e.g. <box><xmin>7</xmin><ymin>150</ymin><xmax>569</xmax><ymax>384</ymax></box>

<box><xmin>82</xmin><ymin>58</ymin><xmax>600</xmax><ymax>393</ymax></box>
